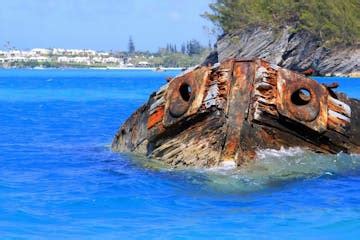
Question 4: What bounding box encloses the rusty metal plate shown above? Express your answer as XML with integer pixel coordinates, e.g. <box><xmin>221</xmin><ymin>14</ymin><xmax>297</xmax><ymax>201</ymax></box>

<box><xmin>277</xmin><ymin>69</ymin><xmax>328</xmax><ymax>132</ymax></box>
<box><xmin>221</xmin><ymin>61</ymin><xmax>255</xmax><ymax>163</ymax></box>
<box><xmin>163</xmin><ymin>67</ymin><xmax>209</xmax><ymax>127</ymax></box>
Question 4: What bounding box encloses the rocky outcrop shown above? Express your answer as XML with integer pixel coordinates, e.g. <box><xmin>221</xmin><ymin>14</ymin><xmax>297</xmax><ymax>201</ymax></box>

<box><xmin>204</xmin><ymin>27</ymin><xmax>360</xmax><ymax>76</ymax></box>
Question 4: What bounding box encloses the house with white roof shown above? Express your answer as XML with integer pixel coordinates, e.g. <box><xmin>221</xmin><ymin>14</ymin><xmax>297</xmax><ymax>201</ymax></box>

<box><xmin>102</xmin><ymin>57</ymin><xmax>120</xmax><ymax>64</ymax></box>
<box><xmin>52</xmin><ymin>48</ymin><xmax>66</xmax><ymax>55</ymax></box>
<box><xmin>29</xmin><ymin>56</ymin><xmax>49</xmax><ymax>62</ymax></box>
<box><xmin>31</xmin><ymin>48</ymin><xmax>51</xmax><ymax>56</ymax></box>
<box><xmin>138</xmin><ymin>61</ymin><xmax>150</xmax><ymax>67</ymax></box>
<box><xmin>57</xmin><ymin>56</ymin><xmax>70</xmax><ymax>63</ymax></box>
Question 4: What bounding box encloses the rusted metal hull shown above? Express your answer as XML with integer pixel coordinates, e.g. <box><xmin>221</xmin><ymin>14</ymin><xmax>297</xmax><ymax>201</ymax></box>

<box><xmin>112</xmin><ymin>59</ymin><xmax>360</xmax><ymax>168</ymax></box>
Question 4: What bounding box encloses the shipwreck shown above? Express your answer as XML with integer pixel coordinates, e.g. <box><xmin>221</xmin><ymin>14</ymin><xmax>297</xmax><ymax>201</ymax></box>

<box><xmin>112</xmin><ymin>59</ymin><xmax>360</xmax><ymax>168</ymax></box>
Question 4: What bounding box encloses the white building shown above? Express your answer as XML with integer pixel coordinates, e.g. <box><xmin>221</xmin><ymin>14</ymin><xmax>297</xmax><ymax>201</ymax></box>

<box><xmin>9</xmin><ymin>50</ymin><xmax>22</xmax><ymax>56</ymax></box>
<box><xmin>84</xmin><ymin>50</ymin><xmax>96</xmax><ymax>56</ymax></box>
<box><xmin>57</xmin><ymin>56</ymin><xmax>70</xmax><ymax>63</ymax></box>
<box><xmin>65</xmin><ymin>49</ymin><xmax>84</xmax><ymax>56</ymax></box>
<box><xmin>138</xmin><ymin>61</ymin><xmax>150</xmax><ymax>67</ymax></box>
<box><xmin>71</xmin><ymin>57</ymin><xmax>90</xmax><ymax>64</ymax></box>
<box><xmin>102</xmin><ymin>57</ymin><xmax>120</xmax><ymax>64</ymax></box>
<box><xmin>0</xmin><ymin>51</ymin><xmax>7</xmax><ymax>57</ymax></box>
<box><xmin>29</xmin><ymin>56</ymin><xmax>49</xmax><ymax>62</ymax></box>
<box><xmin>31</xmin><ymin>48</ymin><xmax>51</xmax><ymax>56</ymax></box>
<box><xmin>52</xmin><ymin>48</ymin><xmax>66</xmax><ymax>55</ymax></box>
<box><xmin>57</xmin><ymin>56</ymin><xmax>90</xmax><ymax>64</ymax></box>
<box><xmin>92</xmin><ymin>57</ymin><xmax>103</xmax><ymax>64</ymax></box>
<box><xmin>8</xmin><ymin>56</ymin><xmax>28</xmax><ymax>62</ymax></box>
<box><xmin>99</xmin><ymin>52</ymin><xmax>110</xmax><ymax>57</ymax></box>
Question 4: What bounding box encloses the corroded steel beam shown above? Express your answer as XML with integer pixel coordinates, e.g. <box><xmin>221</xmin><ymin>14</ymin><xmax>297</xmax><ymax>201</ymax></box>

<box><xmin>112</xmin><ymin>59</ymin><xmax>360</xmax><ymax>168</ymax></box>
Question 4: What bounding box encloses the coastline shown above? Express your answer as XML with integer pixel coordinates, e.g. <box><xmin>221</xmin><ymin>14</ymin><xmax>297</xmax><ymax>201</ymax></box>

<box><xmin>0</xmin><ymin>65</ymin><xmax>358</xmax><ymax>78</ymax></box>
<box><xmin>0</xmin><ymin>66</ymin><xmax>184</xmax><ymax>71</ymax></box>
<box><xmin>1</xmin><ymin>66</ymin><xmax>359</xmax><ymax>78</ymax></box>
<box><xmin>90</xmin><ymin>66</ymin><xmax>183</xmax><ymax>71</ymax></box>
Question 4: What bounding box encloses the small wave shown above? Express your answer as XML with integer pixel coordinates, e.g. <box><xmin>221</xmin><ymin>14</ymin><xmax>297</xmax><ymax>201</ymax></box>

<box><xmin>200</xmin><ymin>148</ymin><xmax>360</xmax><ymax>193</ymax></box>
<box><xmin>121</xmin><ymin>148</ymin><xmax>360</xmax><ymax>193</ymax></box>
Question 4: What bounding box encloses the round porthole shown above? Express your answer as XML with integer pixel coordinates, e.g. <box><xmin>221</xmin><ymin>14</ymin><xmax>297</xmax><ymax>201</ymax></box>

<box><xmin>291</xmin><ymin>88</ymin><xmax>311</xmax><ymax>106</ymax></box>
<box><xmin>168</xmin><ymin>80</ymin><xmax>194</xmax><ymax>118</ymax></box>
<box><xmin>287</xmin><ymin>86</ymin><xmax>320</xmax><ymax>122</ymax></box>
<box><xmin>179</xmin><ymin>83</ymin><xmax>192</xmax><ymax>102</ymax></box>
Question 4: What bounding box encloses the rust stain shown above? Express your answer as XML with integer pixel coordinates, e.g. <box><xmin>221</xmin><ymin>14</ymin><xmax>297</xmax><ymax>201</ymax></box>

<box><xmin>302</xmin><ymin>68</ymin><xmax>315</xmax><ymax>76</ymax></box>
<box><xmin>147</xmin><ymin>106</ymin><xmax>164</xmax><ymax>129</ymax></box>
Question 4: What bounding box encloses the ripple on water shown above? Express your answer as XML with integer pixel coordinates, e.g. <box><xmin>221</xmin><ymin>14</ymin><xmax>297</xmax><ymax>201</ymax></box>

<box><xmin>136</xmin><ymin>148</ymin><xmax>360</xmax><ymax>194</ymax></box>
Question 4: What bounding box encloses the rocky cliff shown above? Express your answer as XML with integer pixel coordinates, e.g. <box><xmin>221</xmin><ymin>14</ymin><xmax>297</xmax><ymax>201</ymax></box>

<box><xmin>204</xmin><ymin>27</ymin><xmax>360</xmax><ymax>77</ymax></box>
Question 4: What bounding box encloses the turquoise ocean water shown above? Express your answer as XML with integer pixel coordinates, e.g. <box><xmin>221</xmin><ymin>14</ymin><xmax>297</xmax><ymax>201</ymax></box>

<box><xmin>0</xmin><ymin>69</ymin><xmax>360</xmax><ymax>239</ymax></box>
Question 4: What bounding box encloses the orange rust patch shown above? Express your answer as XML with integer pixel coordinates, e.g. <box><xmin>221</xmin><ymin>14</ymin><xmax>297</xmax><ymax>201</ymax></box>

<box><xmin>147</xmin><ymin>106</ymin><xmax>164</xmax><ymax>129</ymax></box>
<box><xmin>223</xmin><ymin>138</ymin><xmax>237</xmax><ymax>158</ymax></box>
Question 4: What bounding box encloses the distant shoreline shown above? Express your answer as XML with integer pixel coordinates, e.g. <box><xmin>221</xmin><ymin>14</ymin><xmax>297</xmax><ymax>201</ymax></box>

<box><xmin>0</xmin><ymin>66</ymin><xmax>359</xmax><ymax>78</ymax></box>
<box><xmin>90</xmin><ymin>67</ymin><xmax>184</xmax><ymax>71</ymax></box>
<box><xmin>0</xmin><ymin>66</ymin><xmax>184</xmax><ymax>71</ymax></box>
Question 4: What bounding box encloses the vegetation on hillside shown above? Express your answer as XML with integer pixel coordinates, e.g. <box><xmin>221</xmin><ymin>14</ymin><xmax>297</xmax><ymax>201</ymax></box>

<box><xmin>127</xmin><ymin>39</ymin><xmax>211</xmax><ymax>68</ymax></box>
<box><xmin>203</xmin><ymin>0</ymin><xmax>360</xmax><ymax>46</ymax></box>
<box><xmin>130</xmin><ymin>51</ymin><xmax>210</xmax><ymax>68</ymax></box>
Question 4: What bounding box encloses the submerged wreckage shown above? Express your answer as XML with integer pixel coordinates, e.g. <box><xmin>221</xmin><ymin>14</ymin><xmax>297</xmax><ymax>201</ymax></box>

<box><xmin>112</xmin><ymin>59</ymin><xmax>360</xmax><ymax>168</ymax></box>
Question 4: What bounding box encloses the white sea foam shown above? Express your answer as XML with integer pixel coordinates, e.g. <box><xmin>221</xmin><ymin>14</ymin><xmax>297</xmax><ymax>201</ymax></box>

<box><xmin>130</xmin><ymin>147</ymin><xmax>360</xmax><ymax>193</ymax></box>
<box><xmin>197</xmin><ymin>148</ymin><xmax>360</xmax><ymax>193</ymax></box>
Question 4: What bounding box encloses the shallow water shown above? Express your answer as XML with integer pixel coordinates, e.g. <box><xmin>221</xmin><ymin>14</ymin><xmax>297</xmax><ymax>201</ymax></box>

<box><xmin>0</xmin><ymin>69</ymin><xmax>360</xmax><ymax>239</ymax></box>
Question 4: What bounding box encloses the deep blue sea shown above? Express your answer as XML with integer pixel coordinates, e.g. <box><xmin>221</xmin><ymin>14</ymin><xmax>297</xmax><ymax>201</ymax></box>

<box><xmin>1</xmin><ymin>69</ymin><xmax>360</xmax><ymax>239</ymax></box>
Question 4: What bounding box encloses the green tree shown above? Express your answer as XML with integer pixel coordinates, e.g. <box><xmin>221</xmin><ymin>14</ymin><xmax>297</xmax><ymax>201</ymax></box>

<box><xmin>187</xmin><ymin>40</ymin><xmax>203</xmax><ymax>55</ymax></box>
<box><xmin>128</xmin><ymin>36</ymin><xmax>135</xmax><ymax>54</ymax></box>
<box><xmin>181</xmin><ymin>43</ymin><xmax>186</xmax><ymax>54</ymax></box>
<box><xmin>203</xmin><ymin>0</ymin><xmax>360</xmax><ymax>46</ymax></box>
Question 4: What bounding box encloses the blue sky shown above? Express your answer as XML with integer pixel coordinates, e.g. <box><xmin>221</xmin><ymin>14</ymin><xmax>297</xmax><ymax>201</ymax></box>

<box><xmin>0</xmin><ymin>0</ymin><xmax>214</xmax><ymax>52</ymax></box>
